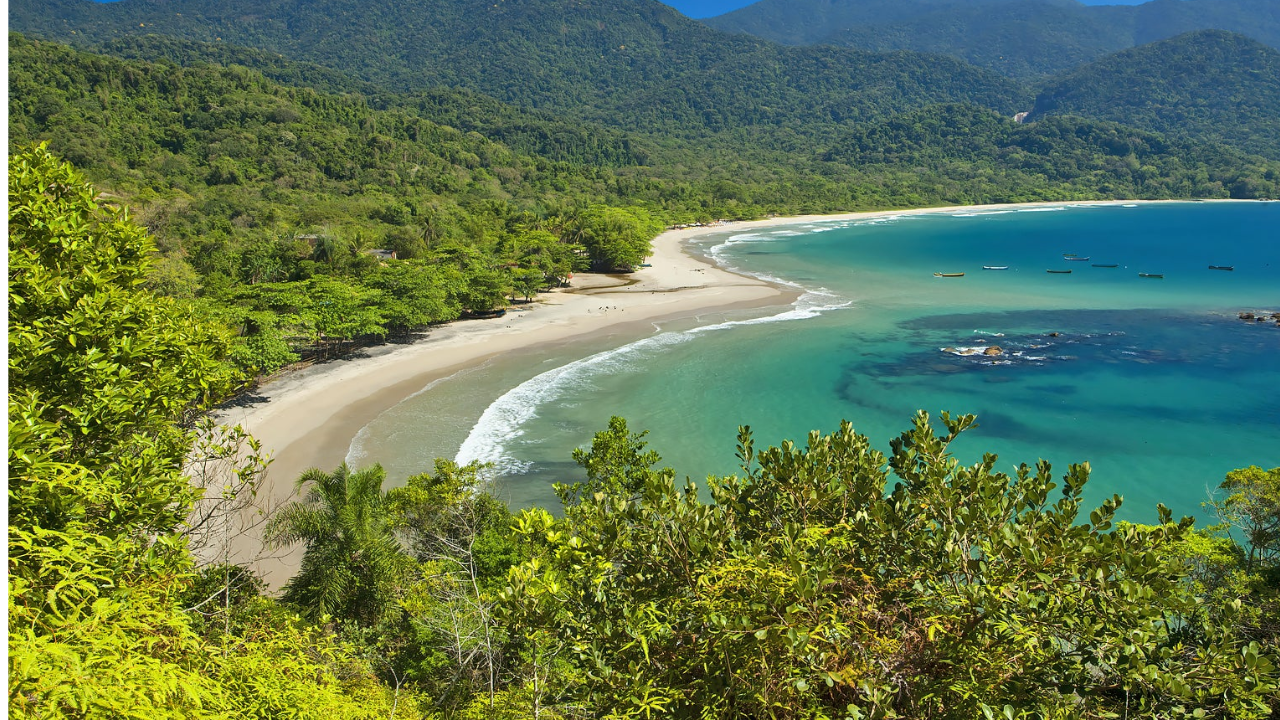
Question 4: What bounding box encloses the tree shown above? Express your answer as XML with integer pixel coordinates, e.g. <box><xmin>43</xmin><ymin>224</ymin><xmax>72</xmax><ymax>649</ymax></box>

<box><xmin>266</xmin><ymin>464</ymin><xmax>410</xmax><ymax>626</ymax></box>
<box><xmin>504</xmin><ymin>413</ymin><xmax>1279</xmax><ymax>719</ymax></box>
<box><xmin>365</xmin><ymin>260</ymin><xmax>462</xmax><ymax>333</ymax></box>
<box><xmin>1214</xmin><ymin>466</ymin><xmax>1280</xmax><ymax>574</ymax></box>
<box><xmin>570</xmin><ymin>206</ymin><xmax>662</xmax><ymax>272</ymax></box>
<box><xmin>7</xmin><ymin>144</ymin><xmax>436</xmax><ymax>720</ymax></box>
<box><xmin>388</xmin><ymin>460</ymin><xmax>523</xmax><ymax>712</ymax></box>
<box><xmin>7</xmin><ymin>144</ymin><xmax>242</xmax><ymax>716</ymax></box>
<box><xmin>1194</xmin><ymin>466</ymin><xmax>1280</xmax><ymax>672</ymax></box>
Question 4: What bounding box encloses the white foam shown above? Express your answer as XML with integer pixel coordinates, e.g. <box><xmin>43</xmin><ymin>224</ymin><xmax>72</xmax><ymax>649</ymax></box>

<box><xmin>1017</xmin><ymin>207</ymin><xmax>1065</xmax><ymax>213</ymax></box>
<box><xmin>346</xmin><ymin>367</ymin><xmax>477</xmax><ymax>468</ymax></box>
<box><xmin>455</xmin><ymin>332</ymin><xmax>694</xmax><ymax>474</ymax></box>
<box><xmin>455</xmin><ymin>291</ymin><xmax>851</xmax><ymax>474</ymax></box>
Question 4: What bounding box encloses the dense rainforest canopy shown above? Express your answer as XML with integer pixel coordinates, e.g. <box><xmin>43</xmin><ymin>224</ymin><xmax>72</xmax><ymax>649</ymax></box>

<box><xmin>705</xmin><ymin>0</ymin><xmax>1280</xmax><ymax>78</ymax></box>
<box><xmin>1030</xmin><ymin>30</ymin><xmax>1280</xmax><ymax>160</ymax></box>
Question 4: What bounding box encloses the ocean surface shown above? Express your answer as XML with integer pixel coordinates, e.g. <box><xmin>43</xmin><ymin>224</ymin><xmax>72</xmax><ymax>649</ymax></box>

<box><xmin>348</xmin><ymin>202</ymin><xmax>1280</xmax><ymax>525</ymax></box>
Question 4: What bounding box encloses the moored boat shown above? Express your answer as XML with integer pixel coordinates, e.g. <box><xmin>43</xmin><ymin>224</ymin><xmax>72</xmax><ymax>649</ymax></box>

<box><xmin>934</xmin><ymin>272</ymin><xmax>965</xmax><ymax>277</ymax></box>
<box><xmin>982</xmin><ymin>266</ymin><xmax>1009</xmax><ymax>270</ymax></box>
<box><xmin>1092</xmin><ymin>263</ymin><xmax>1119</xmax><ymax>268</ymax></box>
<box><xmin>1066</xmin><ymin>256</ymin><xmax>1091</xmax><ymax>262</ymax></box>
<box><xmin>1139</xmin><ymin>273</ymin><xmax>1164</xmax><ymax>279</ymax></box>
<box><xmin>1209</xmin><ymin>265</ymin><xmax>1235</xmax><ymax>271</ymax></box>
<box><xmin>1046</xmin><ymin>269</ymin><xmax>1073</xmax><ymax>274</ymax></box>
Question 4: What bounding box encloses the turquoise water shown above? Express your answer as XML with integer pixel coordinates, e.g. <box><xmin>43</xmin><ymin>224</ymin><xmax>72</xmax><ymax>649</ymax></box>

<box><xmin>353</xmin><ymin>202</ymin><xmax>1280</xmax><ymax>525</ymax></box>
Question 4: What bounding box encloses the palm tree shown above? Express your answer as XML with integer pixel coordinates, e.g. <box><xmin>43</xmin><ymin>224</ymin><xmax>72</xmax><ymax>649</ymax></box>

<box><xmin>265</xmin><ymin>463</ymin><xmax>408</xmax><ymax>625</ymax></box>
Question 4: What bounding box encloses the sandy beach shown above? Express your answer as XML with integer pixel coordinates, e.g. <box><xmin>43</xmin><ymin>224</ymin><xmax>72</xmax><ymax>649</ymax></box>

<box><xmin>211</xmin><ymin>200</ymin><xmax>1166</xmax><ymax>586</ymax></box>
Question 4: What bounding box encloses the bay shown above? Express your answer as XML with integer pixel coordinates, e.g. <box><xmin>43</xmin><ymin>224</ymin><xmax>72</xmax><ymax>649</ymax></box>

<box><xmin>351</xmin><ymin>202</ymin><xmax>1280</xmax><ymax>524</ymax></box>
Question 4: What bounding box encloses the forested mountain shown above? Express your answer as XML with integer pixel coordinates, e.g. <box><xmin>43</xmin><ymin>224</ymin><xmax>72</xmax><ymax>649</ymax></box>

<box><xmin>92</xmin><ymin>35</ymin><xmax>650</xmax><ymax>168</ymax></box>
<box><xmin>9</xmin><ymin>0</ymin><xmax>1029</xmax><ymax>138</ymax></box>
<box><xmin>823</xmin><ymin>103</ymin><xmax>1280</xmax><ymax>202</ymax></box>
<box><xmin>705</xmin><ymin>0</ymin><xmax>1280</xmax><ymax>78</ymax></box>
<box><xmin>1030</xmin><ymin>30</ymin><xmax>1280</xmax><ymax>160</ymax></box>
<box><xmin>819</xmin><ymin>1</ymin><xmax>1137</xmax><ymax>78</ymax></box>
<box><xmin>705</xmin><ymin>0</ymin><xmax>1074</xmax><ymax>47</ymax></box>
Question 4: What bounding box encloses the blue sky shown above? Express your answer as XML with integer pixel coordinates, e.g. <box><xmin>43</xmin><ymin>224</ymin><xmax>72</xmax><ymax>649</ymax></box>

<box><xmin>669</xmin><ymin>0</ymin><xmax>1149</xmax><ymax>19</ymax></box>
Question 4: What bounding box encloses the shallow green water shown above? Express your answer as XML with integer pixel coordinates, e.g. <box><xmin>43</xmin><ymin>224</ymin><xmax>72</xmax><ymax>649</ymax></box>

<box><xmin>351</xmin><ymin>202</ymin><xmax>1280</xmax><ymax>524</ymax></box>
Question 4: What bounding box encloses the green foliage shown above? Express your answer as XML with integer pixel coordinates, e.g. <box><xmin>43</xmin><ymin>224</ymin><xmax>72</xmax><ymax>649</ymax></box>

<box><xmin>1217</xmin><ymin>465</ymin><xmax>1280</xmax><ymax>572</ymax></box>
<box><xmin>8</xmin><ymin>0</ymin><xmax>1028</xmax><ymax>138</ymax></box>
<box><xmin>503</xmin><ymin>413</ymin><xmax>1279</xmax><ymax>718</ymax></box>
<box><xmin>570</xmin><ymin>206</ymin><xmax>664</xmax><ymax>272</ymax></box>
<box><xmin>266</xmin><ymin>464</ymin><xmax>411</xmax><ymax>626</ymax></box>
<box><xmin>705</xmin><ymin>0</ymin><xmax>1280</xmax><ymax>79</ymax></box>
<box><xmin>1032</xmin><ymin>30</ymin><xmax>1280</xmax><ymax>160</ymax></box>
<box><xmin>824</xmin><ymin>103</ymin><xmax>1280</xmax><ymax>202</ymax></box>
<box><xmin>1195</xmin><ymin>466</ymin><xmax>1280</xmax><ymax>658</ymax></box>
<box><xmin>8</xmin><ymin>148</ymin><xmax>427</xmax><ymax>718</ymax></box>
<box><xmin>8</xmin><ymin>142</ymin><xmax>240</xmax><ymax>582</ymax></box>
<box><xmin>384</xmin><ymin>461</ymin><xmax>525</xmax><ymax>711</ymax></box>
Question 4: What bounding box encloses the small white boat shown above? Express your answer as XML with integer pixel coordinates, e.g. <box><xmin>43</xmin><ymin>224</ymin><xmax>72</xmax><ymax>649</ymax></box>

<box><xmin>982</xmin><ymin>266</ymin><xmax>1009</xmax><ymax>270</ymax></box>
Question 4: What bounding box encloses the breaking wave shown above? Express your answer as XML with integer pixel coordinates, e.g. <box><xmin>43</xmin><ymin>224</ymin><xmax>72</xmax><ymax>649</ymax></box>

<box><xmin>455</xmin><ymin>234</ymin><xmax>851</xmax><ymax>475</ymax></box>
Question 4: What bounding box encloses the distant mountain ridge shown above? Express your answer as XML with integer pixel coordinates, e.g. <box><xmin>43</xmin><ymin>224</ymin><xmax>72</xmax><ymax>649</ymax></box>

<box><xmin>705</xmin><ymin>0</ymin><xmax>1280</xmax><ymax>78</ymax></box>
<box><xmin>8</xmin><ymin>0</ymin><xmax>1028</xmax><ymax>138</ymax></box>
<box><xmin>1030</xmin><ymin>30</ymin><xmax>1280</xmax><ymax>159</ymax></box>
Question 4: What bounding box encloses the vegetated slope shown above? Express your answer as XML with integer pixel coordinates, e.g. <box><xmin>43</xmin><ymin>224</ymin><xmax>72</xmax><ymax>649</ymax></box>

<box><xmin>90</xmin><ymin>34</ymin><xmax>651</xmax><ymax>168</ymax></box>
<box><xmin>9</xmin><ymin>0</ymin><xmax>1029</xmax><ymax>137</ymax></box>
<box><xmin>704</xmin><ymin>0</ymin><xmax>1069</xmax><ymax>46</ymax></box>
<box><xmin>706</xmin><ymin>0</ymin><xmax>1280</xmax><ymax>78</ymax></box>
<box><xmin>1030</xmin><ymin>30</ymin><xmax>1280</xmax><ymax>160</ymax></box>
<box><xmin>820</xmin><ymin>1</ymin><xmax>1135</xmax><ymax>78</ymax></box>
<box><xmin>821</xmin><ymin>103</ymin><xmax>1280</xmax><ymax>203</ymax></box>
<box><xmin>8</xmin><ymin>35</ymin><xmax>687</xmax><ymax>372</ymax></box>
<box><xmin>6</xmin><ymin>34</ymin><xmax>637</xmax><ymax>233</ymax></box>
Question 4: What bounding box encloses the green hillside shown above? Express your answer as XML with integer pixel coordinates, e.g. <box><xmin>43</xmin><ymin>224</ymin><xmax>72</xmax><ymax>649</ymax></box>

<box><xmin>705</xmin><ymin>0</ymin><xmax>1060</xmax><ymax>46</ymax></box>
<box><xmin>819</xmin><ymin>1</ymin><xmax>1135</xmax><ymax>78</ymax></box>
<box><xmin>706</xmin><ymin>0</ymin><xmax>1280</xmax><ymax>78</ymax></box>
<box><xmin>8</xmin><ymin>0</ymin><xmax>1029</xmax><ymax>138</ymax></box>
<box><xmin>1030</xmin><ymin>30</ymin><xmax>1280</xmax><ymax>159</ymax></box>
<box><xmin>822</xmin><ymin>102</ymin><xmax>1280</xmax><ymax>202</ymax></box>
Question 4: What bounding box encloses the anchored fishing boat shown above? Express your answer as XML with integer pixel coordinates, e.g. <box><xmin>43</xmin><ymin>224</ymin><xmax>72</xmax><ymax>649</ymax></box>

<box><xmin>934</xmin><ymin>272</ymin><xmax>965</xmax><ymax>278</ymax></box>
<box><xmin>1209</xmin><ymin>265</ymin><xmax>1235</xmax><ymax>271</ymax></box>
<box><xmin>982</xmin><ymin>266</ymin><xmax>1009</xmax><ymax>270</ymax></box>
<box><xmin>1139</xmin><ymin>273</ymin><xmax>1164</xmax><ymax>279</ymax></box>
<box><xmin>1046</xmin><ymin>269</ymin><xmax>1073</xmax><ymax>274</ymax></box>
<box><xmin>1092</xmin><ymin>263</ymin><xmax>1119</xmax><ymax>268</ymax></box>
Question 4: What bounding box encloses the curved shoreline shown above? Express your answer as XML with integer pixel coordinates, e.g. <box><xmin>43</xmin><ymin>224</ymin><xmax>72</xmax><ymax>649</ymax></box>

<box><xmin>215</xmin><ymin>199</ymin><xmax>1208</xmax><ymax>586</ymax></box>
<box><xmin>215</xmin><ymin>214</ymin><xmax>798</xmax><ymax>586</ymax></box>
